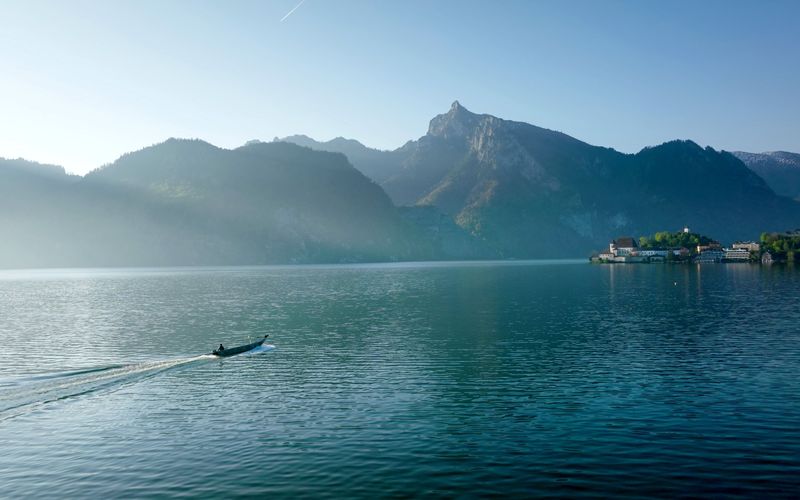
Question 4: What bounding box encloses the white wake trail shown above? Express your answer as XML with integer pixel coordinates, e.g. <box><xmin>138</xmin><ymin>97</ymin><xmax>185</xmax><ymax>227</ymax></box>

<box><xmin>0</xmin><ymin>355</ymin><xmax>214</xmax><ymax>421</ymax></box>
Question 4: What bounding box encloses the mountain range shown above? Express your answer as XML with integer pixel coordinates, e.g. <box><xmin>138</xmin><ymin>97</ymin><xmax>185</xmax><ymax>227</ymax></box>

<box><xmin>0</xmin><ymin>141</ymin><xmax>430</xmax><ymax>268</ymax></box>
<box><xmin>2</xmin><ymin>101</ymin><xmax>799</xmax><ymax>268</ymax></box>
<box><xmin>282</xmin><ymin>101</ymin><xmax>800</xmax><ymax>257</ymax></box>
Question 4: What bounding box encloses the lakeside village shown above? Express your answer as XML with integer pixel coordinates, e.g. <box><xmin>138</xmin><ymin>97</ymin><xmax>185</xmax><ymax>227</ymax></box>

<box><xmin>590</xmin><ymin>227</ymin><xmax>800</xmax><ymax>265</ymax></box>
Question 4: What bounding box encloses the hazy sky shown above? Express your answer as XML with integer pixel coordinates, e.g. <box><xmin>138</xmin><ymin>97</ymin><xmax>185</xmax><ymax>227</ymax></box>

<box><xmin>1</xmin><ymin>0</ymin><xmax>798</xmax><ymax>174</ymax></box>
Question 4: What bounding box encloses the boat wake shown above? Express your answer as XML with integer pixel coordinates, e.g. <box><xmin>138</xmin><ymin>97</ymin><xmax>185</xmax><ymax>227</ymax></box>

<box><xmin>0</xmin><ymin>343</ymin><xmax>277</xmax><ymax>421</ymax></box>
<box><xmin>242</xmin><ymin>343</ymin><xmax>276</xmax><ymax>356</ymax></box>
<box><xmin>0</xmin><ymin>355</ymin><xmax>215</xmax><ymax>421</ymax></box>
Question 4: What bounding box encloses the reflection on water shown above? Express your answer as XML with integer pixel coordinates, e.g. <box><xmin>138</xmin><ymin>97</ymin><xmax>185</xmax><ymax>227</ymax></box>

<box><xmin>0</xmin><ymin>262</ymin><xmax>799</xmax><ymax>497</ymax></box>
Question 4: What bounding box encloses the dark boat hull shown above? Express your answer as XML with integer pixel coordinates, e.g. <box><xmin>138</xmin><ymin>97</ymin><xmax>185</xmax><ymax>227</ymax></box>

<box><xmin>212</xmin><ymin>338</ymin><xmax>266</xmax><ymax>357</ymax></box>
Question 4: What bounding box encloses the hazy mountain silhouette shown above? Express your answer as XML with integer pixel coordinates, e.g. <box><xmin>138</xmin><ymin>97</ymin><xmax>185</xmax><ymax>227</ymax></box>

<box><xmin>3</xmin><ymin>103</ymin><xmax>800</xmax><ymax>268</ymax></box>
<box><xmin>0</xmin><ymin>141</ymin><xmax>433</xmax><ymax>268</ymax></box>
<box><xmin>275</xmin><ymin>135</ymin><xmax>405</xmax><ymax>185</ymax></box>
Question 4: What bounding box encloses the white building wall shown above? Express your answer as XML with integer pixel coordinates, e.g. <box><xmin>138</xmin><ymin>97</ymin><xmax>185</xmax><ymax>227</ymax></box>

<box><xmin>724</xmin><ymin>248</ymin><xmax>751</xmax><ymax>260</ymax></box>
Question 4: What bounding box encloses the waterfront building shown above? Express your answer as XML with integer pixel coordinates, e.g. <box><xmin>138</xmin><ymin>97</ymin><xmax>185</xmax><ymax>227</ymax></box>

<box><xmin>613</xmin><ymin>255</ymin><xmax>646</xmax><ymax>263</ymax></box>
<box><xmin>762</xmin><ymin>251</ymin><xmax>788</xmax><ymax>264</ymax></box>
<box><xmin>673</xmin><ymin>247</ymin><xmax>690</xmax><ymax>257</ymax></box>
<box><xmin>610</xmin><ymin>237</ymin><xmax>638</xmax><ymax>256</ymax></box>
<box><xmin>723</xmin><ymin>248</ymin><xmax>750</xmax><ymax>261</ymax></box>
<box><xmin>732</xmin><ymin>241</ymin><xmax>760</xmax><ymax>253</ymax></box>
<box><xmin>697</xmin><ymin>241</ymin><xmax>722</xmax><ymax>253</ymax></box>
<box><xmin>696</xmin><ymin>249</ymin><xmax>724</xmax><ymax>262</ymax></box>
<box><xmin>639</xmin><ymin>249</ymin><xmax>669</xmax><ymax>257</ymax></box>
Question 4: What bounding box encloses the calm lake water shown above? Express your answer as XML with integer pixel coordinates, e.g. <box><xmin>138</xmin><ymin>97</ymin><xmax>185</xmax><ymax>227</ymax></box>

<box><xmin>1</xmin><ymin>261</ymin><xmax>799</xmax><ymax>497</ymax></box>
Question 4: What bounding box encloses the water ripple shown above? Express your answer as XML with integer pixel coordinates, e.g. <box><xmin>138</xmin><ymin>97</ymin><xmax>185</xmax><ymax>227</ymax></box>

<box><xmin>0</xmin><ymin>262</ymin><xmax>799</xmax><ymax>497</ymax></box>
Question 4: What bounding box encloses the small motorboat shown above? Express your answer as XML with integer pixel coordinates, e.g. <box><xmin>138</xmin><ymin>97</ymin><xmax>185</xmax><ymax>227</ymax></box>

<box><xmin>212</xmin><ymin>335</ymin><xmax>269</xmax><ymax>357</ymax></box>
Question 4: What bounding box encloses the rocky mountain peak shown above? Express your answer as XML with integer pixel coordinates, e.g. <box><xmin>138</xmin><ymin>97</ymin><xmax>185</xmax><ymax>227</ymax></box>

<box><xmin>427</xmin><ymin>100</ymin><xmax>482</xmax><ymax>139</ymax></box>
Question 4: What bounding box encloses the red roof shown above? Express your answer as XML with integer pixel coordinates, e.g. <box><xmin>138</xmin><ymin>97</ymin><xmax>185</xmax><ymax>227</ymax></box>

<box><xmin>613</xmin><ymin>237</ymin><xmax>638</xmax><ymax>248</ymax></box>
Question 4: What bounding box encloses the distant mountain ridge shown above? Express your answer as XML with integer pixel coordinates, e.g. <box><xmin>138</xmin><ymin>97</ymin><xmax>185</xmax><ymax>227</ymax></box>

<box><xmin>274</xmin><ymin>135</ymin><xmax>404</xmax><ymax>184</ymax></box>
<box><xmin>733</xmin><ymin>151</ymin><xmax>800</xmax><ymax>201</ymax></box>
<box><xmin>0</xmin><ymin>140</ymin><xmax>433</xmax><ymax>268</ymax></box>
<box><xmin>285</xmin><ymin>101</ymin><xmax>799</xmax><ymax>257</ymax></box>
<box><xmin>3</xmin><ymin>102</ymin><xmax>799</xmax><ymax>268</ymax></box>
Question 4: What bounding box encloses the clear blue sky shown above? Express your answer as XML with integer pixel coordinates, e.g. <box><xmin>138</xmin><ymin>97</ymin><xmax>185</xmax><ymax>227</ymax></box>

<box><xmin>1</xmin><ymin>0</ymin><xmax>798</xmax><ymax>174</ymax></box>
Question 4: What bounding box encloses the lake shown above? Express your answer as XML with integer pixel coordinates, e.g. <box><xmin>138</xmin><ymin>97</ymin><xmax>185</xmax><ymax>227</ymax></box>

<box><xmin>1</xmin><ymin>261</ymin><xmax>799</xmax><ymax>497</ymax></box>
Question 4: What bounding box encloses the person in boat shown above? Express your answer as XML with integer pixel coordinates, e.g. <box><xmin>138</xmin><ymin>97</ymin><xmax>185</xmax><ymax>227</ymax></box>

<box><xmin>218</xmin><ymin>344</ymin><xmax>225</xmax><ymax>351</ymax></box>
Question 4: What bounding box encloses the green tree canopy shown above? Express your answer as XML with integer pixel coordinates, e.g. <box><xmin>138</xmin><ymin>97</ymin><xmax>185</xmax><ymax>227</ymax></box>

<box><xmin>639</xmin><ymin>231</ymin><xmax>713</xmax><ymax>251</ymax></box>
<box><xmin>761</xmin><ymin>232</ymin><xmax>800</xmax><ymax>253</ymax></box>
